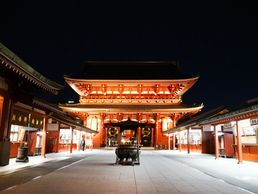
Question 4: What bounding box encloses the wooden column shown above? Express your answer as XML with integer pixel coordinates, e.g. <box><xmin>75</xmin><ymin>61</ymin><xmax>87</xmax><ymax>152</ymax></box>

<box><xmin>155</xmin><ymin>113</ymin><xmax>160</xmax><ymax>149</ymax></box>
<box><xmin>78</xmin><ymin>130</ymin><xmax>82</xmax><ymax>151</ymax></box>
<box><xmin>187</xmin><ymin>128</ymin><xmax>190</xmax><ymax>154</ymax></box>
<box><xmin>0</xmin><ymin>96</ymin><xmax>12</xmax><ymax>140</ymax></box>
<box><xmin>236</xmin><ymin>121</ymin><xmax>243</xmax><ymax>164</ymax></box>
<box><xmin>179</xmin><ymin>131</ymin><xmax>182</xmax><ymax>152</ymax></box>
<box><xmin>70</xmin><ymin>127</ymin><xmax>73</xmax><ymax>153</ymax></box>
<box><xmin>168</xmin><ymin>134</ymin><xmax>171</xmax><ymax>150</ymax></box>
<box><xmin>118</xmin><ymin>128</ymin><xmax>121</xmax><ymax>145</ymax></box>
<box><xmin>0</xmin><ymin>96</ymin><xmax>13</xmax><ymax>166</ymax></box>
<box><xmin>137</xmin><ymin>113</ymin><xmax>142</xmax><ymax>146</ymax></box>
<box><xmin>138</xmin><ymin>127</ymin><xmax>141</xmax><ymax>145</ymax></box>
<box><xmin>41</xmin><ymin>116</ymin><xmax>48</xmax><ymax>158</ymax></box>
<box><xmin>83</xmin><ymin>113</ymin><xmax>88</xmax><ymax>127</ymax></box>
<box><xmin>151</xmin><ymin>127</ymin><xmax>154</xmax><ymax>147</ymax></box>
<box><xmin>56</xmin><ymin>122</ymin><xmax>60</xmax><ymax>153</ymax></box>
<box><xmin>214</xmin><ymin>125</ymin><xmax>219</xmax><ymax>160</ymax></box>
<box><xmin>172</xmin><ymin>134</ymin><xmax>176</xmax><ymax>150</ymax></box>
<box><xmin>100</xmin><ymin>113</ymin><xmax>106</xmax><ymax>147</ymax></box>
<box><xmin>105</xmin><ymin>127</ymin><xmax>108</xmax><ymax>147</ymax></box>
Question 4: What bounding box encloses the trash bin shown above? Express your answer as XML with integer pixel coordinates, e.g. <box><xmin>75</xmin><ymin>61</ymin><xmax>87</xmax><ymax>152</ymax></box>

<box><xmin>16</xmin><ymin>147</ymin><xmax>29</xmax><ymax>162</ymax></box>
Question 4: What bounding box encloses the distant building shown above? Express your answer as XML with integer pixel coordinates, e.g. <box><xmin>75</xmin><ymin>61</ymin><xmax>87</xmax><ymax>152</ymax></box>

<box><xmin>60</xmin><ymin>61</ymin><xmax>203</xmax><ymax>148</ymax></box>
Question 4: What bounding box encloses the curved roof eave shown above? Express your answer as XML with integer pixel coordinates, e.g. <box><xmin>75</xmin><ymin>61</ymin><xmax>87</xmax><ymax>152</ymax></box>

<box><xmin>164</xmin><ymin>106</ymin><xmax>229</xmax><ymax>134</ymax></box>
<box><xmin>200</xmin><ymin>104</ymin><xmax>258</xmax><ymax>125</ymax></box>
<box><xmin>59</xmin><ymin>103</ymin><xmax>204</xmax><ymax>114</ymax></box>
<box><xmin>64</xmin><ymin>75</ymin><xmax>199</xmax><ymax>82</ymax></box>
<box><xmin>0</xmin><ymin>42</ymin><xmax>63</xmax><ymax>94</ymax></box>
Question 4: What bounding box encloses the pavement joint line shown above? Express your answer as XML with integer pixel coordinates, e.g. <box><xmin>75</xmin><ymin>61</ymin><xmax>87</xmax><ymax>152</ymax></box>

<box><xmin>133</xmin><ymin>166</ymin><xmax>139</xmax><ymax>194</ymax></box>
<box><xmin>56</xmin><ymin>156</ymin><xmax>92</xmax><ymax>171</ymax></box>
<box><xmin>32</xmin><ymin>176</ymin><xmax>42</xmax><ymax>180</ymax></box>
<box><xmin>238</xmin><ymin>187</ymin><xmax>255</xmax><ymax>194</ymax></box>
<box><xmin>4</xmin><ymin>185</ymin><xmax>17</xmax><ymax>191</ymax></box>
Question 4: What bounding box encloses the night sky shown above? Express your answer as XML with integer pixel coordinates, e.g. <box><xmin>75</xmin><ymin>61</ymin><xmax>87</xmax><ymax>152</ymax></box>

<box><xmin>1</xmin><ymin>1</ymin><xmax>257</xmax><ymax>111</ymax></box>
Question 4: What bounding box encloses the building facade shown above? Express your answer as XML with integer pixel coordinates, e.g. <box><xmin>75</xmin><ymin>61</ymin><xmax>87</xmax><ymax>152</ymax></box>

<box><xmin>165</xmin><ymin>106</ymin><xmax>229</xmax><ymax>154</ymax></box>
<box><xmin>60</xmin><ymin>61</ymin><xmax>203</xmax><ymax>148</ymax></box>
<box><xmin>200</xmin><ymin>99</ymin><xmax>258</xmax><ymax>163</ymax></box>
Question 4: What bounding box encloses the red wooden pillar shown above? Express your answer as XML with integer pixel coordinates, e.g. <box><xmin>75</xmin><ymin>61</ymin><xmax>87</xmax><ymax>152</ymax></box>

<box><xmin>236</xmin><ymin>121</ymin><xmax>243</xmax><ymax>164</ymax></box>
<box><xmin>138</xmin><ymin>127</ymin><xmax>141</xmax><ymax>145</ymax></box>
<box><xmin>0</xmin><ymin>95</ymin><xmax>13</xmax><ymax>166</ymax></box>
<box><xmin>70</xmin><ymin>127</ymin><xmax>73</xmax><ymax>153</ymax></box>
<box><xmin>56</xmin><ymin>122</ymin><xmax>60</xmax><ymax>153</ymax></box>
<box><xmin>41</xmin><ymin>116</ymin><xmax>48</xmax><ymax>158</ymax></box>
<box><xmin>137</xmin><ymin>113</ymin><xmax>142</xmax><ymax>146</ymax></box>
<box><xmin>118</xmin><ymin>128</ymin><xmax>121</xmax><ymax>145</ymax></box>
<box><xmin>171</xmin><ymin>114</ymin><xmax>176</xmax><ymax>150</ymax></box>
<box><xmin>172</xmin><ymin>134</ymin><xmax>176</xmax><ymax>150</ymax></box>
<box><xmin>82</xmin><ymin>113</ymin><xmax>88</xmax><ymax>127</ymax></box>
<box><xmin>155</xmin><ymin>113</ymin><xmax>160</xmax><ymax>149</ymax></box>
<box><xmin>168</xmin><ymin>133</ymin><xmax>171</xmax><ymax>150</ymax></box>
<box><xmin>151</xmin><ymin>127</ymin><xmax>154</xmax><ymax>147</ymax></box>
<box><xmin>0</xmin><ymin>96</ymin><xmax>12</xmax><ymax>141</ymax></box>
<box><xmin>100</xmin><ymin>113</ymin><xmax>106</xmax><ymax>147</ymax></box>
<box><xmin>105</xmin><ymin>127</ymin><xmax>108</xmax><ymax>147</ymax></box>
<box><xmin>187</xmin><ymin>128</ymin><xmax>190</xmax><ymax>154</ymax></box>
<box><xmin>214</xmin><ymin>125</ymin><xmax>219</xmax><ymax>160</ymax></box>
<box><xmin>179</xmin><ymin>131</ymin><xmax>182</xmax><ymax>152</ymax></box>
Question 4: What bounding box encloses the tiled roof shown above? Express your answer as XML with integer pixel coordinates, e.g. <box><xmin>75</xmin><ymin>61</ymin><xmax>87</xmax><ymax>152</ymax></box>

<box><xmin>165</xmin><ymin>106</ymin><xmax>229</xmax><ymax>133</ymax></box>
<box><xmin>66</xmin><ymin>61</ymin><xmax>198</xmax><ymax>80</ymax></box>
<box><xmin>33</xmin><ymin>99</ymin><xmax>97</xmax><ymax>134</ymax></box>
<box><xmin>0</xmin><ymin>42</ymin><xmax>63</xmax><ymax>94</ymax></box>
<box><xmin>200</xmin><ymin>103</ymin><xmax>258</xmax><ymax>125</ymax></box>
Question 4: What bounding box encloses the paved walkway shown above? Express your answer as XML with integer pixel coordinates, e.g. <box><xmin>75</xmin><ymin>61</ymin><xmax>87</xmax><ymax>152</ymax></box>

<box><xmin>0</xmin><ymin>150</ymin><xmax>258</xmax><ymax>194</ymax></box>
<box><xmin>159</xmin><ymin>150</ymin><xmax>258</xmax><ymax>193</ymax></box>
<box><xmin>0</xmin><ymin>150</ymin><xmax>96</xmax><ymax>175</ymax></box>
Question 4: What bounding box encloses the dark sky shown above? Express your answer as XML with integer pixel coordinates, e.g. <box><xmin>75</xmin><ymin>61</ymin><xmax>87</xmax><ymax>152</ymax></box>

<box><xmin>1</xmin><ymin>1</ymin><xmax>257</xmax><ymax>111</ymax></box>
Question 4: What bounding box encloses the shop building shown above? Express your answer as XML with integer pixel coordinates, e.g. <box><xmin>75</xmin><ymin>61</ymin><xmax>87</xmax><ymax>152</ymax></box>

<box><xmin>200</xmin><ymin>98</ymin><xmax>258</xmax><ymax>163</ymax></box>
<box><xmin>33</xmin><ymin>99</ymin><xmax>96</xmax><ymax>154</ymax></box>
<box><xmin>59</xmin><ymin>61</ymin><xmax>203</xmax><ymax>149</ymax></box>
<box><xmin>0</xmin><ymin>42</ymin><xmax>95</xmax><ymax>166</ymax></box>
<box><xmin>164</xmin><ymin>106</ymin><xmax>228</xmax><ymax>154</ymax></box>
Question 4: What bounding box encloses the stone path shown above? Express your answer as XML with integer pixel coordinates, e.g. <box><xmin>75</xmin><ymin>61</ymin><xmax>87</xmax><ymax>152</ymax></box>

<box><xmin>0</xmin><ymin>150</ymin><xmax>254</xmax><ymax>194</ymax></box>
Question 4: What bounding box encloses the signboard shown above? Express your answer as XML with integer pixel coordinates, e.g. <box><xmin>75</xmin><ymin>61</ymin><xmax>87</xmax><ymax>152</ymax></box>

<box><xmin>48</xmin><ymin>123</ymin><xmax>59</xmax><ymax>131</ymax></box>
<box><xmin>203</xmin><ymin>125</ymin><xmax>213</xmax><ymax>132</ymax></box>
<box><xmin>12</xmin><ymin>110</ymin><xmax>43</xmax><ymax>129</ymax></box>
<box><xmin>223</xmin><ymin>122</ymin><xmax>235</xmax><ymax>132</ymax></box>
<box><xmin>241</xmin><ymin>126</ymin><xmax>256</xmax><ymax>136</ymax></box>
<box><xmin>251</xmin><ymin>118</ymin><xmax>258</xmax><ymax>125</ymax></box>
<box><xmin>11</xmin><ymin>110</ymin><xmax>29</xmax><ymax>127</ymax></box>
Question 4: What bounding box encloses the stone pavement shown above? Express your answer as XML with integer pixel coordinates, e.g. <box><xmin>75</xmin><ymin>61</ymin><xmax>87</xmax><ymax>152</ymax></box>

<box><xmin>0</xmin><ymin>150</ymin><xmax>97</xmax><ymax>175</ymax></box>
<box><xmin>159</xmin><ymin>150</ymin><xmax>258</xmax><ymax>193</ymax></box>
<box><xmin>1</xmin><ymin>150</ymin><xmax>257</xmax><ymax>194</ymax></box>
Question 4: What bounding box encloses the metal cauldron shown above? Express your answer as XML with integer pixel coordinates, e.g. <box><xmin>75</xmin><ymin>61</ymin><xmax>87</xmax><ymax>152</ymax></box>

<box><xmin>16</xmin><ymin>147</ymin><xmax>29</xmax><ymax>162</ymax></box>
<box><xmin>115</xmin><ymin>144</ymin><xmax>140</xmax><ymax>164</ymax></box>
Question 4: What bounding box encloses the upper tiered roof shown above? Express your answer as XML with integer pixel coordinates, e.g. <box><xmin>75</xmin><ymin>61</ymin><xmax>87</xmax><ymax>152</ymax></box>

<box><xmin>63</xmin><ymin>61</ymin><xmax>200</xmax><ymax>106</ymax></box>
<box><xmin>65</xmin><ymin>61</ymin><xmax>198</xmax><ymax>80</ymax></box>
